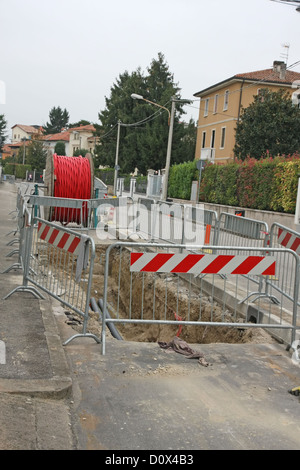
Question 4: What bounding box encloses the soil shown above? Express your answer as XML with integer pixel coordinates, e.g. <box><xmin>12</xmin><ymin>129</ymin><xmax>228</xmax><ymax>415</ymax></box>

<box><xmin>65</xmin><ymin>244</ymin><xmax>276</xmax><ymax>346</ymax></box>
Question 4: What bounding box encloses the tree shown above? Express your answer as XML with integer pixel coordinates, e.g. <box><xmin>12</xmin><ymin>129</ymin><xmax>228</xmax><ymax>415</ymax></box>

<box><xmin>44</xmin><ymin>106</ymin><xmax>69</xmax><ymax>134</ymax></box>
<box><xmin>95</xmin><ymin>53</ymin><xmax>196</xmax><ymax>174</ymax></box>
<box><xmin>26</xmin><ymin>140</ymin><xmax>47</xmax><ymax>171</ymax></box>
<box><xmin>54</xmin><ymin>141</ymin><xmax>66</xmax><ymax>155</ymax></box>
<box><xmin>69</xmin><ymin>120</ymin><xmax>91</xmax><ymax>128</ymax></box>
<box><xmin>234</xmin><ymin>89</ymin><xmax>300</xmax><ymax>160</ymax></box>
<box><xmin>0</xmin><ymin>114</ymin><xmax>7</xmax><ymax>152</ymax></box>
<box><xmin>73</xmin><ymin>148</ymin><xmax>89</xmax><ymax>157</ymax></box>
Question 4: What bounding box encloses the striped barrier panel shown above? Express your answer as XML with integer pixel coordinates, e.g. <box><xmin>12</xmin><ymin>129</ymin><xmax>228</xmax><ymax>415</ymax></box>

<box><xmin>37</xmin><ymin>221</ymin><xmax>81</xmax><ymax>255</ymax></box>
<box><xmin>278</xmin><ymin>227</ymin><xmax>300</xmax><ymax>255</ymax></box>
<box><xmin>130</xmin><ymin>252</ymin><xmax>276</xmax><ymax>276</ymax></box>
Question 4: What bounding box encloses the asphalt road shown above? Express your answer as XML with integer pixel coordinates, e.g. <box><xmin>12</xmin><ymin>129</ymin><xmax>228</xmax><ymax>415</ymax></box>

<box><xmin>1</xmin><ymin>180</ymin><xmax>300</xmax><ymax>452</ymax></box>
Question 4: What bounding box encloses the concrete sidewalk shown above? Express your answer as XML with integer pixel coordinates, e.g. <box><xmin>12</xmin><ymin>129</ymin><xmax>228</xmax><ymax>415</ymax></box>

<box><xmin>0</xmin><ymin>182</ymin><xmax>74</xmax><ymax>449</ymax></box>
<box><xmin>1</xmin><ymin>181</ymin><xmax>300</xmax><ymax>450</ymax></box>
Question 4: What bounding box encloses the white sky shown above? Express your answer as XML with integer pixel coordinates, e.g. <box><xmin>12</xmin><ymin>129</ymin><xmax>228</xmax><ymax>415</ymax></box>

<box><xmin>1</xmin><ymin>0</ymin><xmax>300</xmax><ymax>139</ymax></box>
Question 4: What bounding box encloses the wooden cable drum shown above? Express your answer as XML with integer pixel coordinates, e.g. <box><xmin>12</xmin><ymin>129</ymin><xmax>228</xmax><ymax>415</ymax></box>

<box><xmin>44</xmin><ymin>152</ymin><xmax>94</xmax><ymax>226</ymax></box>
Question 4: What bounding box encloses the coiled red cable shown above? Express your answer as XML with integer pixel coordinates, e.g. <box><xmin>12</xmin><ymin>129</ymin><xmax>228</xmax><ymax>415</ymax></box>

<box><xmin>52</xmin><ymin>154</ymin><xmax>91</xmax><ymax>225</ymax></box>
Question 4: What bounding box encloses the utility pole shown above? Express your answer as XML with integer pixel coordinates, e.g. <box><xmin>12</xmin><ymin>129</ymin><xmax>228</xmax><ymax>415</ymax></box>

<box><xmin>161</xmin><ymin>97</ymin><xmax>192</xmax><ymax>201</ymax></box>
<box><xmin>113</xmin><ymin>120</ymin><xmax>121</xmax><ymax>196</ymax></box>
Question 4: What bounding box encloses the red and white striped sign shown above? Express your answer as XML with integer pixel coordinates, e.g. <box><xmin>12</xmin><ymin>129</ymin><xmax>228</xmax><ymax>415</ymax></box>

<box><xmin>37</xmin><ymin>222</ymin><xmax>81</xmax><ymax>255</ymax></box>
<box><xmin>278</xmin><ymin>228</ymin><xmax>300</xmax><ymax>255</ymax></box>
<box><xmin>130</xmin><ymin>252</ymin><xmax>276</xmax><ymax>275</ymax></box>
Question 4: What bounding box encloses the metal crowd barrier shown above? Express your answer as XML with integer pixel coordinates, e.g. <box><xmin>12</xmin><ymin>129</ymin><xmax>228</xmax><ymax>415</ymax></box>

<box><xmin>3</xmin><ymin>184</ymin><xmax>34</xmax><ymax>273</ymax></box>
<box><xmin>100</xmin><ymin>241</ymin><xmax>300</xmax><ymax>354</ymax></box>
<box><xmin>3</xmin><ymin>216</ymin><xmax>100</xmax><ymax>345</ymax></box>
<box><xmin>89</xmin><ymin>196</ymin><xmax>133</xmax><ymax>231</ymax></box>
<box><xmin>29</xmin><ymin>195</ymin><xmax>91</xmax><ymax>229</ymax></box>
<box><xmin>216</xmin><ymin>212</ymin><xmax>269</xmax><ymax>248</ymax></box>
<box><xmin>133</xmin><ymin>198</ymin><xmax>217</xmax><ymax>246</ymax></box>
<box><xmin>4</xmin><ymin>194</ymin><xmax>32</xmax><ymax>273</ymax></box>
<box><xmin>268</xmin><ymin>222</ymin><xmax>300</xmax><ymax>310</ymax></box>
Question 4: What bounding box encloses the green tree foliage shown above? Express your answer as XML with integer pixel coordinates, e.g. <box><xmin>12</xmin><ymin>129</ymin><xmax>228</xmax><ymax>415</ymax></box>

<box><xmin>234</xmin><ymin>89</ymin><xmax>300</xmax><ymax>160</ymax></box>
<box><xmin>197</xmin><ymin>155</ymin><xmax>300</xmax><ymax>213</ymax></box>
<box><xmin>95</xmin><ymin>53</ymin><xmax>196</xmax><ymax>174</ymax></box>
<box><xmin>26</xmin><ymin>140</ymin><xmax>47</xmax><ymax>171</ymax></box>
<box><xmin>73</xmin><ymin>148</ymin><xmax>89</xmax><ymax>157</ymax></box>
<box><xmin>69</xmin><ymin>120</ymin><xmax>91</xmax><ymax>128</ymax></box>
<box><xmin>44</xmin><ymin>106</ymin><xmax>69</xmax><ymax>134</ymax></box>
<box><xmin>0</xmin><ymin>114</ymin><xmax>7</xmax><ymax>151</ymax></box>
<box><xmin>54</xmin><ymin>141</ymin><xmax>66</xmax><ymax>155</ymax></box>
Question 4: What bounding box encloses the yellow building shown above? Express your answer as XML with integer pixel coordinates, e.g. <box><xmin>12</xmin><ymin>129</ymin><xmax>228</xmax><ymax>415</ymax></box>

<box><xmin>194</xmin><ymin>61</ymin><xmax>300</xmax><ymax>163</ymax></box>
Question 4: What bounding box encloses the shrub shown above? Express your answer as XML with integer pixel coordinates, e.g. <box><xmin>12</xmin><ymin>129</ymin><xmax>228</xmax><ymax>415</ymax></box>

<box><xmin>3</xmin><ymin>163</ymin><xmax>31</xmax><ymax>179</ymax></box>
<box><xmin>168</xmin><ymin>161</ymin><xmax>197</xmax><ymax>199</ymax></box>
<box><xmin>271</xmin><ymin>158</ymin><xmax>300</xmax><ymax>213</ymax></box>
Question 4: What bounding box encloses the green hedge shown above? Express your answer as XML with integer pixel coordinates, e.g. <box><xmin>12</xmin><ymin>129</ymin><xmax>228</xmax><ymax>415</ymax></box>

<box><xmin>168</xmin><ymin>161</ymin><xmax>198</xmax><ymax>200</ymax></box>
<box><xmin>199</xmin><ymin>155</ymin><xmax>300</xmax><ymax>214</ymax></box>
<box><xmin>96</xmin><ymin>157</ymin><xmax>300</xmax><ymax>215</ymax></box>
<box><xmin>3</xmin><ymin>163</ymin><xmax>31</xmax><ymax>179</ymax></box>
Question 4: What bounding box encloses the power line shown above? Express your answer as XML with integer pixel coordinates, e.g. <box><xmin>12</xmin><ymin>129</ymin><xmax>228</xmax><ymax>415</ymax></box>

<box><xmin>98</xmin><ymin>101</ymin><xmax>170</xmax><ymax>140</ymax></box>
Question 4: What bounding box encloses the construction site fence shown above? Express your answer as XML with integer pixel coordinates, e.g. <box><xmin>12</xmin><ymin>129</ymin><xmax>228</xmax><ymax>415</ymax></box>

<box><xmin>99</xmin><ymin>197</ymin><xmax>269</xmax><ymax>247</ymax></box>
<box><xmin>4</xmin><ymin>189</ymin><xmax>300</xmax><ymax>350</ymax></box>
<box><xmin>17</xmin><ymin>193</ymin><xmax>269</xmax><ymax>251</ymax></box>
<box><xmin>3</xmin><ymin>215</ymin><xmax>101</xmax><ymax>345</ymax></box>
<box><xmin>100</xmin><ymin>241</ymin><xmax>300</xmax><ymax>354</ymax></box>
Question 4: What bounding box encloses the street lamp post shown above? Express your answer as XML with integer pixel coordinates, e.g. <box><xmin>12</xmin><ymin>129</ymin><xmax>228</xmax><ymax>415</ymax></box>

<box><xmin>131</xmin><ymin>94</ymin><xmax>191</xmax><ymax>200</ymax></box>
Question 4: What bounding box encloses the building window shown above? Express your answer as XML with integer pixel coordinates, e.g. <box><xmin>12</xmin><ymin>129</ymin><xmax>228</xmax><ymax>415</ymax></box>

<box><xmin>257</xmin><ymin>88</ymin><xmax>265</xmax><ymax>102</ymax></box>
<box><xmin>213</xmin><ymin>94</ymin><xmax>219</xmax><ymax>114</ymax></box>
<box><xmin>204</xmin><ymin>98</ymin><xmax>209</xmax><ymax>117</ymax></box>
<box><xmin>202</xmin><ymin>131</ymin><xmax>206</xmax><ymax>149</ymax></box>
<box><xmin>224</xmin><ymin>90</ymin><xmax>229</xmax><ymax>111</ymax></box>
<box><xmin>220</xmin><ymin>127</ymin><xmax>226</xmax><ymax>148</ymax></box>
<box><xmin>211</xmin><ymin>129</ymin><xmax>216</xmax><ymax>149</ymax></box>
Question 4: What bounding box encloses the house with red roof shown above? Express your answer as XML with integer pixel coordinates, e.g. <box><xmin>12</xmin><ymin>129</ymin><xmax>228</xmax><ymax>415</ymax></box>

<box><xmin>11</xmin><ymin>124</ymin><xmax>43</xmax><ymax>143</ymax></box>
<box><xmin>41</xmin><ymin>124</ymin><xmax>98</xmax><ymax>156</ymax></box>
<box><xmin>194</xmin><ymin>60</ymin><xmax>300</xmax><ymax>163</ymax></box>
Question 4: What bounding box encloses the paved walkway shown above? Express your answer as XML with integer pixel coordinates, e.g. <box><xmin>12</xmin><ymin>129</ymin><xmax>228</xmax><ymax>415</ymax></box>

<box><xmin>0</xmin><ymin>182</ymin><xmax>73</xmax><ymax>449</ymax></box>
<box><xmin>0</xmin><ymin>181</ymin><xmax>300</xmax><ymax>450</ymax></box>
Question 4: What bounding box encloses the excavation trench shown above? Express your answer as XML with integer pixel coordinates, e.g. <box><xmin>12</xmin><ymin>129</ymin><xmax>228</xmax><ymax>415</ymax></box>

<box><xmin>83</xmin><ymin>245</ymin><xmax>275</xmax><ymax>346</ymax></box>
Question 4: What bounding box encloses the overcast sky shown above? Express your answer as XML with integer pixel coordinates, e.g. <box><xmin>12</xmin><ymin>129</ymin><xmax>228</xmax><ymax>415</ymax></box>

<box><xmin>1</xmin><ymin>0</ymin><xmax>300</xmax><ymax>140</ymax></box>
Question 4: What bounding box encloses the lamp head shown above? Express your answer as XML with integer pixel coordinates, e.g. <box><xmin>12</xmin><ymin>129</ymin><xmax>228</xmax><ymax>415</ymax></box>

<box><xmin>131</xmin><ymin>93</ymin><xmax>144</xmax><ymax>100</ymax></box>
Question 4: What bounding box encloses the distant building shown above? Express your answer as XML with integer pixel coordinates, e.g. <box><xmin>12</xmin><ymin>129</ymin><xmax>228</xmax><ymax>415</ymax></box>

<box><xmin>2</xmin><ymin>141</ymin><xmax>30</xmax><ymax>160</ymax></box>
<box><xmin>194</xmin><ymin>60</ymin><xmax>300</xmax><ymax>163</ymax></box>
<box><xmin>41</xmin><ymin>124</ymin><xmax>98</xmax><ymax>156</ymax></box>
<box><xmin>3</xmin><ymin>123</ymin><xmax>98</xmax><ymax>162</ymax></box>
<box><xmin>11</xmin><ymin>124</ymin><xmax>43</xmax><ymax>143</ymax></box>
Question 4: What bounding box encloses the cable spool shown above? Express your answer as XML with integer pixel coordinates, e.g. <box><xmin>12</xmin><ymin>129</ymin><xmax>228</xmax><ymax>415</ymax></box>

<box><xmin>44</xmin><ymin>152</ymin><xmax>94</xmax><ymax>226</ymax></box>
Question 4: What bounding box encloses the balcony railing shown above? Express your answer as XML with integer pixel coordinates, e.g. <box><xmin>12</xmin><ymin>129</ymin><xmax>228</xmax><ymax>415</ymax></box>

<box><xmin>200</xmin><ymin>148</ymin><xmax>215</xmax><ymax>162</ymax></box>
